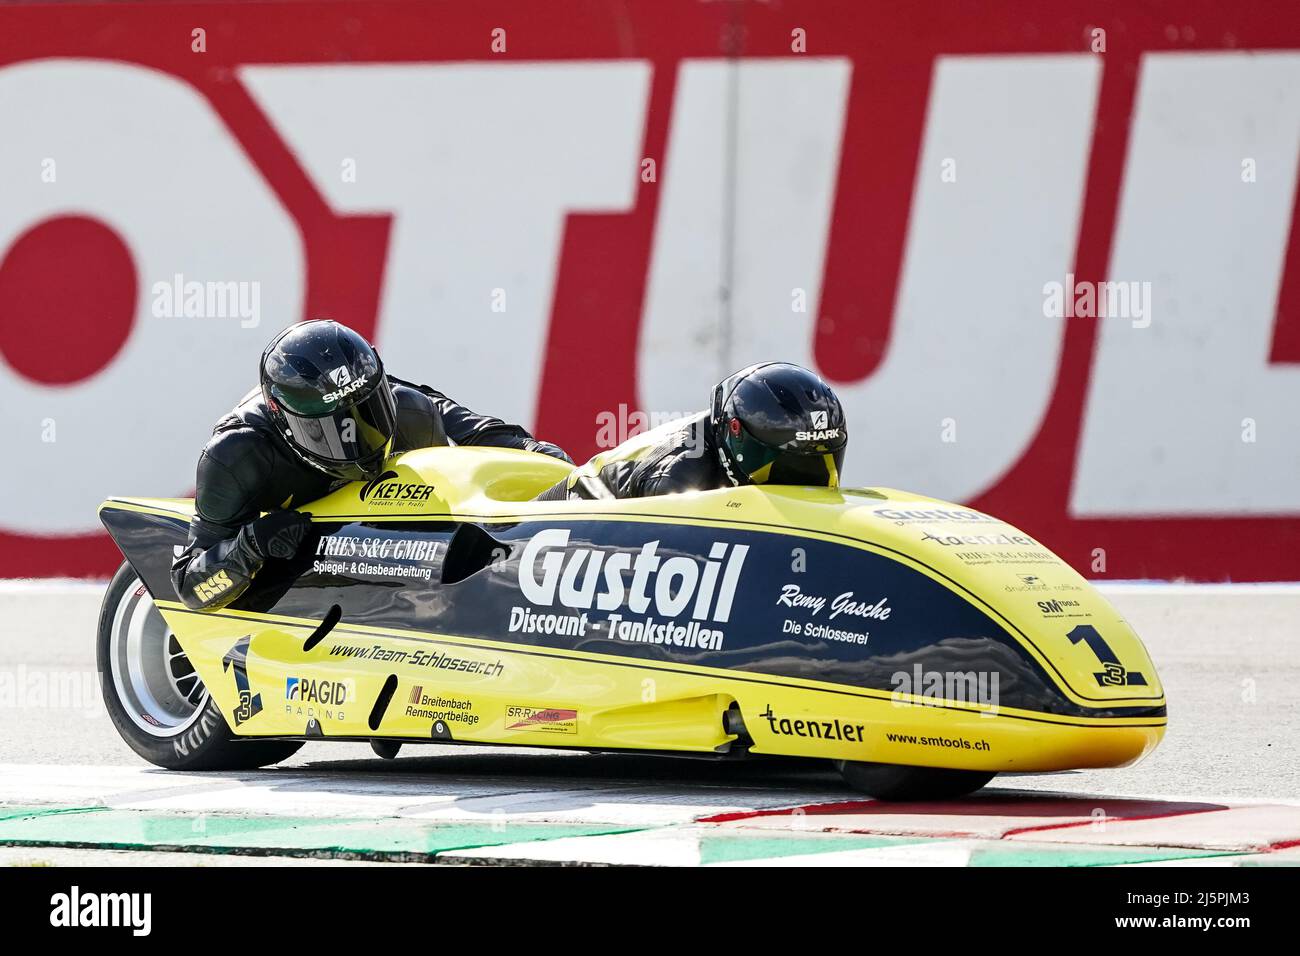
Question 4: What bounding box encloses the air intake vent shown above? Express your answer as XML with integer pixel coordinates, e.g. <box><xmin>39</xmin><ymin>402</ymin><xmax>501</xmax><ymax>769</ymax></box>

<box><xmin>368</xmin><ymin>674</ymin><xmax>399</xmax><ymax>731</ymax></box>
<box><xmin>303</xmin><ymin>604</ymin><xmax>342</xmax><ymax>652</ymax></box>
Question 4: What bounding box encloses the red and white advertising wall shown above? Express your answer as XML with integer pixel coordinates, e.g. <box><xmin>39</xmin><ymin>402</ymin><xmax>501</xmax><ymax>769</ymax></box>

<box><xmin>1</xmin><ymin>1</ymin><xmax>1298</xmax><ymax>579</ymax></box>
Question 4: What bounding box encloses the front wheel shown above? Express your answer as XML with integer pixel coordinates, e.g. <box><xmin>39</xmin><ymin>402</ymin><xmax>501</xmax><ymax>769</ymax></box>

<box><xmin>836</xmin><ymin>760</ymin><xmax>995</xmax><ymax>801</ymax></box>
<box><xmin>97</xmin><ymin>561</ymin><xmax>302</xmax><ymax>771</ymax></box>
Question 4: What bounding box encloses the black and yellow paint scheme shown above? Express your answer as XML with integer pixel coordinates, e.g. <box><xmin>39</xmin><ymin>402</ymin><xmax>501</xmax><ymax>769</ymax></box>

<box><xmin>99</xmin><ymin>446</ymin><xmax>1165</xmax><ymax>795</ymax></box>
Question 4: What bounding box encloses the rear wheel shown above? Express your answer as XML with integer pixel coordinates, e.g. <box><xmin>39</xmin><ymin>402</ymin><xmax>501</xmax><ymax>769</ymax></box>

<box><xmin>97</xmin><ymin>561</ymin><xmax>302</xmax><ymax>771</ymax></box>
<box><xmin>836</xmin><ymin>760</ymin><xmax>995</xmax><ymax>801</ymax></box>
<box><xmin>370</xmin><ymin>739</ymin><xmax>402</xmax><ymax>759</ymax></box>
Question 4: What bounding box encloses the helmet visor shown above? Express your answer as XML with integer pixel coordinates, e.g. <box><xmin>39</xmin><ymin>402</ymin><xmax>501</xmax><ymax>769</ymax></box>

<box><xmin>281</xmin><ymin>384</ymin><xmax>397</xmax><ymax>467</ymax></box>
<box><xmin>723</xmin><ymin>427</ymin><xmax>844</xmax><ymax>488</ymax></box>
<box><xmin>765</xmin><ymin>449</ymin><xmax>845</xmax><ymax>487</ymax></box>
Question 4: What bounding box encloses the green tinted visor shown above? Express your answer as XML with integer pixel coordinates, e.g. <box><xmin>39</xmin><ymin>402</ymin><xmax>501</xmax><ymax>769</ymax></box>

<box><xmin>281</xmin><ymin>383</ymin><xmax>397</xmax><ymax>467</ymax></box>
<box><xmin>722</xmin><ymin>426</ymin><xmax>844</xmax><ymax>487</ymax></box>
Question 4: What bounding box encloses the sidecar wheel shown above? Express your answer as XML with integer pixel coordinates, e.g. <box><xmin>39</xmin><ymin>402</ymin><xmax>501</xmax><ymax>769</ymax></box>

<box><xmin>836</xmin><ymin>760</ymin><xmax>995</xmax><ymax>801</ymax></box>
<box><xmin>97</xmin><ymin>561</ymin><xmax>302</xmax><ymax>771</ymax></box>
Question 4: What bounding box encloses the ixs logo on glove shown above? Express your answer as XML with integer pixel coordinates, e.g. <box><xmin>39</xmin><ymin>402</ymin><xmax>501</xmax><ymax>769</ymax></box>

<box><xmin>285</xmin><ymin>676</ymin><xmax>356</xmax><ymax>706</ymax></box>
<box><xmin>516</xmin><ymin>528</ymin><xmax>748</xmax><ymax>623</ymax></box>
<box><xmin>192</xmin><ymin>569</ymin><xmax>234</xmax><ymax>603</ymax></box>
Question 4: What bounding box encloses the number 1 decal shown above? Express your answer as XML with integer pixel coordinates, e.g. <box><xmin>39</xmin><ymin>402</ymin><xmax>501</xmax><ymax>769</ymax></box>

<box><xmin>1066</xmin><ymin>624</ymin><xmax>1148</xmax><ymax>688</ymax></box>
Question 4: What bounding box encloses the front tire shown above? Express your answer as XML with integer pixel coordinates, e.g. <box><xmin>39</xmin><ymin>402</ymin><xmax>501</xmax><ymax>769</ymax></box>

<box><xmin>836</xmin><ymin>760</ymin><xmax>995</xmax><ymax>801</ymax></box>
<box><xmin>97</xmin><ymin>561</ymin><xmax>302</xmax><ymax>771</ymax></box>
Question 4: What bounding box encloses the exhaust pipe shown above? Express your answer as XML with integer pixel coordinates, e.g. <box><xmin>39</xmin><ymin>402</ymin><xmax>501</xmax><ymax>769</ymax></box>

<box><xmin>722</xmin><ymin>704</ymin><xmax>748</xmax><ymax>738</ymax></box>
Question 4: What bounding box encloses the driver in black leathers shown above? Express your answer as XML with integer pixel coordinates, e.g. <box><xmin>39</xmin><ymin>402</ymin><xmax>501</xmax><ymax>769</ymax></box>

<box><xmin>535</xmin><ymin>362</ymin><xmax>847</xmax><ymax>501</ymax></box>
<box><xmin>171</xmin><ymin>320</ymin><xmax>570</xmax><ymax>611</ymax></box>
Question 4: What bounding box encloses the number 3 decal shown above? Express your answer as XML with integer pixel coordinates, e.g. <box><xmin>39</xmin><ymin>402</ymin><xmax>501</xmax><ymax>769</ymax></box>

<box><xmin>1066</xmin><ymin>624</ymin><xmax>1148</xmax><ymax>688</ymax></box>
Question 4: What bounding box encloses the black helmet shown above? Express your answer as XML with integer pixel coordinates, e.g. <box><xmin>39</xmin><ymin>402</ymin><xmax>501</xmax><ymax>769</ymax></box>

<box><xmin>710</xmin><ymin>362</ymin><xmax>847</xmax><ymax>487</ymax></box>
<box><xmin>260</xmin><ymin>320</ymin><xmax>397</xmax><ymax>482</ymax></box>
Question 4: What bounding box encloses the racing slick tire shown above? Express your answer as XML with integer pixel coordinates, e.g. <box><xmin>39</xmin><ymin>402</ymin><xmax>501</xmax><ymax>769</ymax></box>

<box><xmin>97</xmin><ymin>561</ymin><xmax>302</xmax><ymax>771</ymax></box>
<box><xmin>836</xmin><ymin>760</ymin><xmax>995</xmax><ymax>801</ymax></box>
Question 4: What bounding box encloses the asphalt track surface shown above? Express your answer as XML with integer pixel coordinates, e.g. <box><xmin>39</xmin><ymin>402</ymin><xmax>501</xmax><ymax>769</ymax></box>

<box><xmin>0</xmin><ymin>581</ymin><xmax>1296</xmax><ymax>866</ymax></box>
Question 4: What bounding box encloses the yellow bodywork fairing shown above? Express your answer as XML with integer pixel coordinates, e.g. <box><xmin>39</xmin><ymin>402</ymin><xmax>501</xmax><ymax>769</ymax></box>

<box><xmin>100</xmin><ymin>446</ymin><xmax>1165</xmax><ymax>773</ymax></box>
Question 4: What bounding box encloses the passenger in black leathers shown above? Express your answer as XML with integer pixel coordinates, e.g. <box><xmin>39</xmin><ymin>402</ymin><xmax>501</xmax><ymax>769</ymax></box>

<box><xmin>533</xmin><ymin>411</ymin><xmax>721</xmax><ymax>500</ymax></box>
<box><xmin>171</xmin><ymin>321</ymin><xmax>569</xmax><ymax>611</ymax></box>
<box><xmin>535</xmin><ymin>362</ymin><xmax>847</xmax><ymax>501</ymax></box>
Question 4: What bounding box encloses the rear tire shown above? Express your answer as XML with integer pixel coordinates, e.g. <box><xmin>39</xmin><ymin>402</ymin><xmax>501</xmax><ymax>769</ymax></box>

<box><xmin>97</xmin><ymin>560</ymin><xmax>302</xmax><ymax>771</ymax></box>
<box><xmin>836</xmin><ymin>760</ymin><xmax>995</xmax><ymax>801</ymax></box>
<box><xmin>370</xmin><ymin>740</ymin><xmax>402</xmax><ymax>760</ymax></box>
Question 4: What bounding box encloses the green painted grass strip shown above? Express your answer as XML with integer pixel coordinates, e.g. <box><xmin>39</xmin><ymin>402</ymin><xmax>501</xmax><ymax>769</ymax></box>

<box><xmin>969</xmin><ymin>842</ymin><xmax>1243</xmax><ymax>867</ymax></box>
<box><xmin>699</xmin><ymin>832</ymin><xmax>933</xmax><ymax>865</ymax></box>
<box><xmin>0</xmin><ymin>807</ymin><xmax>645</xmax><ymax>861</ymax></box>
<box><xmin>0</xmin><ymin>806</ymin><xmax>111</xmax><ymax>824</ymax></box>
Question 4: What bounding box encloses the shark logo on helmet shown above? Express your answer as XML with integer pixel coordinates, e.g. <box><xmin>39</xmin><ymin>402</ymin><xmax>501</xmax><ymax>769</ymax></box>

<box><xmin>322</xmin><ymin>367</ymin><xmax>369</xmax><ymax>403</ymax></box>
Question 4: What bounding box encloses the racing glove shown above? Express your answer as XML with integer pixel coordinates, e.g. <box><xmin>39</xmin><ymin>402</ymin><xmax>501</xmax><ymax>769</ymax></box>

<box><xmin>248</xmin><ymin>510</ymin><xmax>314</xmax><ymax>561</ymax></box>
<box><xmin>529</xmin><ymin>440</ymin><xmax>573</xmax><ymax>464</ymax></box>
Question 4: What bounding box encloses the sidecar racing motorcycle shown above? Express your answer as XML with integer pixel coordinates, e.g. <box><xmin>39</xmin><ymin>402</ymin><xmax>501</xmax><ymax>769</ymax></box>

<box><xmin>97</xmin><ymin>447</ymin><xmax>1166</xmax><ymax>800</ymax></box>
